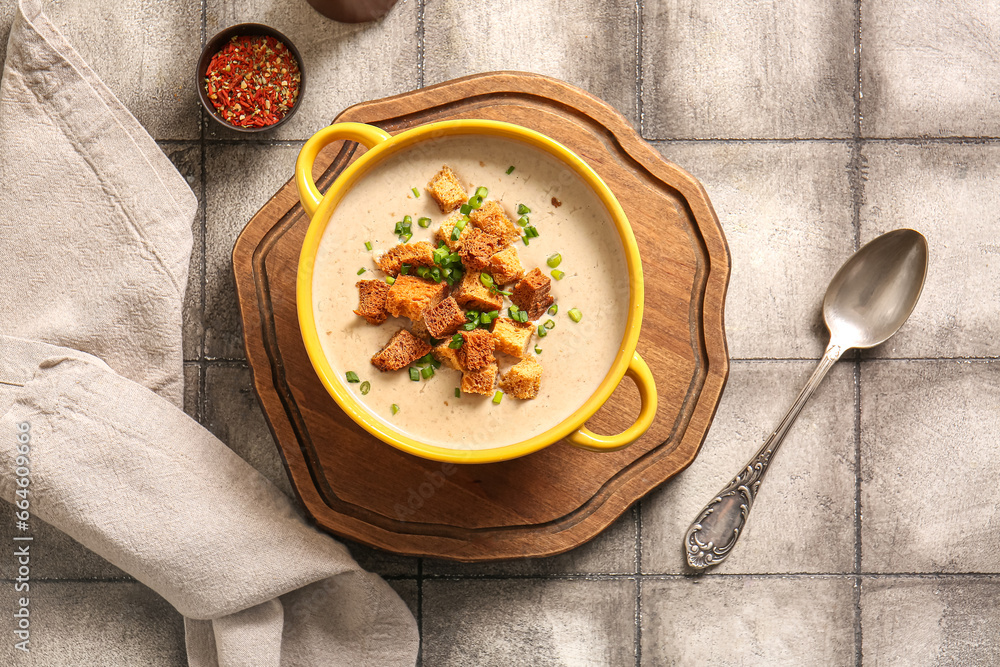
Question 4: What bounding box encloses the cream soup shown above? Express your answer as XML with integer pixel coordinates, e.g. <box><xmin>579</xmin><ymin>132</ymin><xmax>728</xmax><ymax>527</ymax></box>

<box><xmin>313</xmin><ymin>135</ymin><xmax>630</xmax><ymax>450</ymax></box>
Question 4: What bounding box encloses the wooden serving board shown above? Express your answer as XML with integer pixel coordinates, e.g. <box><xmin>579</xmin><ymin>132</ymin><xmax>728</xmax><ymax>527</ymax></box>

<box><xmin>232</xmin><ymin>72</ymin><xmax>730</xmax><ymax>561</ymax></box>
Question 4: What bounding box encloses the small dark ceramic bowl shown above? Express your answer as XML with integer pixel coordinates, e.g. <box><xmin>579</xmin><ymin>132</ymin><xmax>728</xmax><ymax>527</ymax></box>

<box><xmin>196</xmin><ymin>23</ymin><xmax>306</xmax><ymax>133</ymax></box>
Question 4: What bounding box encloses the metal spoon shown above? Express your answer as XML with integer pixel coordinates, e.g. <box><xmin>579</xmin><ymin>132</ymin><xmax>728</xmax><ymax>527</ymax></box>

<box><xmin>684</xmin><ymin>228</ymin><xmax>929</xmax><ymax>570</ymax></box>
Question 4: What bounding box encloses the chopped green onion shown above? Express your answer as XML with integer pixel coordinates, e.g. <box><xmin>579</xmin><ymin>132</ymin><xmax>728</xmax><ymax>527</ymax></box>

<box><xmin>394</xmin><ymin>221</ymin><xmax>403</xmax><ymax>234</ymax></box>
<box><xmin>385</xmin><ymin>276</ymin><xmax>396</xmax><ymax>285</ymax></box>
<box><xmin>486</xmin><ymin>310</ymin><xmax>499</xmax><ymax>320</ymax></box>
<box><xmin>466</xmin><ymin>310</ymin><xmax>480</xmax><ymax>322</ymax></box>
<box><xmin>568</xmin><ymin>308</ymin><xmax>583</xmax><ymax>323</ymax></box>
<box><xmin>416</xmin><ymin>266</ymin><xmax>430</xmax><ymax>279</ymax></box>
<box><xmin>544</xmin><ymin>319</ymin><xmax>556</xmax><ymax>329</ymax></box>
<box><xmin>537</xmin><ymin>325</ymin><xmax>548</xmax><ymax>337</ymax></box>
<box><xmin>430</xmin><ymin>267</ymin><xmax>442</xmax><ymax>282</ymax></box>
<box><xmin>460</xmin><ymin>203</ymin><xmax>472</xmax><ymax>215</ymax></box>
<box><xmin>346</xmin><ymin>371</ymin><xmax>360</xmax><ymax>383</ymax></box>
<box><xmin>364</xmin><ymin>241</ymin><xmax>373</xmax><ymax>251</ymax></box>
<box><xmin>548</xmin><ymin>304</ymin><xmax>558</xmax><ymax>315</ymax></box>
<box><xmin>462</xmin><ymin>321</ymin><xmax>477</xmax><ymax>331</ymax></box>
<box><xmin>409</xmin><ymin>367</ymin><xmax>420</xmax><ymax>382</ymax></box>
<box><xmin>456</xmin><ymin>217</ymin><xmax>469</xmax><ymax>231</ymax></box>
<box><xmin>523</xmin><ymin>237</ymin><xmax>530</xmax><ymax>246</ymax></box>
<box><xmin>455</xmin><ymin>387</ymin><xmax>462</xmax><ymax>397</ymax></box>
<box><xmin>401</xmin><ymin>264</ymin><xmax>411</xmax><ymax>275</ymax></box>
<box><xmin>403</xmin><ymin>215</ymin><xmax>412</xmax><ymax>226</ymax></box>
<box><xmin>391</xmin><ymin>403</ymin><xmax>400</xmax><ymax>415</ymax></box>
<box><xmin>547</xmin><ymin>253</ymin><xmax>562</xmax><ymax>268</ymax></box>
<box><xmin>494</xmin><ymin>288</ymin><xmax>512</xmax><ymax>297</ymax></box>
<box><xmin>480</xmin><ymin>313</ymin><xmax>493</xmax><ymax>326</ymax></box>
<box><xmin>517</xmin><ymin>203</ymin><xmax>531</xmax><ymax>215</ymax></box>
<box><xmin>525</xmin><ymin>226</ymin><xmax>540</xmax><ymax>238</ymax></box>
<box><xmin>492</xmin><ymin>390</ymin><xmax>503</xmax><ymax>405</ymax></box>
<box><xmin>506</xmin><ymin>166</ymin><xmax>515</xmax><ymax>175</ymax></box>
<box><xmin>357</xmin><ymin>267</ymin><xmax>366</xmax><ymax>275</ymax></box>
<box><xmin>475</xmin><ymin>186</ymin><xmax>489</xmax><ymax>198</ymax></box>
<box><xmin>517</xmin><ymin>215</ymin><xmax>529</xmax><ymax>227</ymax></box>
<box><xmin>433</xmin><ymin>247</ymin><xmax>448</xmax><ymax>264</ymax></box>
<box><xmin>534</xmin><ymin>345</ymin><xmax>542</xmax><ymax>354</ymax></box>
<box><xmin>421</xmin><ymin>365</ymin><xmax>435</xmax><ymax>379</ymax></box>
<box><xmin>360</xmin><ymin>381</ymin><xmax>371</xmax><ymax>395</ymax></box>
<box><xmin>448</xmin><ymin>333</ymin><xmax>463</xmax><ymax>349</ymax></box>
<box><xmin>509</xmin><ymin>304</ymin><xmax>519</xmax><ymax>315</ymax></box>
<box><xmin>418</xmin><ymin>216</ymin><xmax>432</xmax><ymax>228</ymax></box>
<box><xmin>518</xmin><ymin>311</ymin><xmax>529</xmax><ymax>323</ymax></box>
<box><xmin>431</xmin><ymin>357</ymin><xmax>442</xmax><ymax>369</ymax></box>
<box><xmin>468</xmin><ymin>195</ymin><xmax>484</xmax><ymax>210</ymax></box>
<box><xmin>479</xmin><ymin>272</ymin><xmax>494</xmax><ymax>289</ymax></box>
<box><xmin>412</xmin><ymin>187</ymin><xmax>420</xmax><ymax>198</ymax></box>
<box><xmin>418</xmin><ymin>353</ymin><xmax>434</xmax><ymax>365</ymax></box>
<box><xmin>399</xmin><ymin>233</ymin><xmax>412</xmax><ymax>243</ymax></box>
<box><xmin>451</xmin><ymin>226</ymin><xmax>461</xmax><ymax>242</ymax></box>
<box><xmin>551</xmin><ymin>269</ymin><xmax>565</xmax><ymax>280</ymax></box>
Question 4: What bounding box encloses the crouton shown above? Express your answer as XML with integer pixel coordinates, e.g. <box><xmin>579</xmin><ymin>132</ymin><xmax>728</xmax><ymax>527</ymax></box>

<box><xmin>423</xmin><ymin>296</ymin><xmax>467</xmax><ymax>338</ymax></box>
<box><xmin>469</xmin><ymin>200</ymin><xmax>521</xmax><ymax>245</ymax></box>
<box><xmin>500</xmin><ymin>358</ymin><xmax>542</xmax><ymax>399</ymax></box>
<box><xmin>486</xmin><ymin>246</ymin><xmax>524</xmax><ymax>286</ymax></box>
<box><xmin>511</xmin><ymin>267</ymin><xmax>555</xmax><ymax>320</ymax></box>
<box><xmin>435</xmin><ymin>212</ymin><xmax>471</xmax><ymax>250</ymax></box>
<box><xmin>457</xmin><ymin>329</ymin><xmax>495</xmax><ymax>371</ymax></box>
<box><xmin>371</xmin><ymin>329</ymin><xmax>432</xmax><ymax>372</ymax></box>
<box><xmin>426</xmin><ymin>165</ymin><xmax>467</xmax><ymax>213</ymax></box>
<box><xmin>491</xmin><ymin>317</ymin><xmax>534</xmax><ymax>358</ymax></box>
<box><xmin>451</xmin><ymin>268</ymin><xmax>503</xmax><ymax>312</ymax></box>
<box><xmin>459</xmin><ymin>228</ymin><xmax>507</xmax><ymax>271</ymax></box>
<box><xmin>353</xmin><ymin>279</ymin><xmax>390</xmax><ymax>325</ymax></box>
<box><xmin>410</xmin><ymin>317</ymin><xmax>431</xmax><ymax>341</ymax></box>
<box><xmin>432</xmin><ymin>343</ymin><xmax>463</xmax><ymax>371</ymax></box>
<box><xmin>461</xmin><ymin>362</ymin><xmax>498</xmax><ymax>396</ymax></box>
<box><xmin>385</xmin><ymin>275</ymin><xmax>448</xmax><ymax>322</ymax></box>
<box><xmin>377</xmin><ymin>242</ymin><xmax>436</xmax><ymax>276</ymax></box>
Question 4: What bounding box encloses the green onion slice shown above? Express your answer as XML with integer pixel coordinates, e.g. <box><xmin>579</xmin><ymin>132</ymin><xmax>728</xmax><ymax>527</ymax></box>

<box><xmin>357</xmin><ymin>267</ymin><xmax>366</xmax><ymax>275</ymax></box>
<box><xmin>548</xmin><ymin>304</ymin><xmax>558</xmax><ymax>315</ymax></box>
<box><xmin>537</xmin><ymin>326</ymin><xmax>548</xmax><ymax>337</ymax></box>
<box><xmin>568</xmin><ymin>308</ymin><xmax>583</xmax><ymax>323</ymax></box>
<box><xmin>506</xmin><ymin>166</ymin><xmax>515</xmax><ymax>175</ymax></box>
<box><xmin>460</xmin><ymin>203</ymin><xmax>472</xmax><ymax>215</ymax></box>
<box><xmin>544</xmin><ymin>319</ymin><xmax>556</xmax><ymax>329</ymax></box>
<box><xmin>399</xmin><ymin>233</ymin><xmax>412</xmax><ymax>243</ymax></box>
<box><xmin>412</xmin><ymin>187</ymin><xmax>420</xmax><ymax>197</ymax></box>
<box><xmin>517</xmin><ymin>203</ymin><xmax>531</xmax><ymax>215</ymax></box>
<box><xmin>534</xmin><ymin>345</ymin><xmax>542</xmax><ymax>354</ymax></box>
<box><xmin>475</xmin><ymin>186</ymin><xmax>489</xmax><ymax>198</ymax></box>
<box><xmin>462</xmin><ymin>321</ymin><xmax>477</xmax><ymax>331</ymax></box>
<box><xmin>385</xmin><ymin>276</ymin><xmax>395</xmax><ymax>285</ymax></box>
<box><xmin>551</xmin><ymin>269</ymin><xmax>565</xmax><ymax>280</ymax></box>
<box><xmin>492</xmin><ymin>391</ymin><xmax>503</xmax><ymax>405</ymax></box>
<box><xmin>455</xmin><ymin>387</ymin><xmax>462</xmax><ymax>397</ymax></box>
<box><xmin>479</xmin><ymin>272</ymin><xmax>494</xmax><ymax>289</ymax></box>
<box><xmin>409</xmin><ymin>367</ymin><xmax>420</xmax><ymax>382</ymax></box>
<box><xmin>401</xmin><ymin>264</ymin><xmax>411</xmax><ymax>275</ymax></box>
<box><xmin>547</xmin><ymin>253</ymin><xmax>562</xmax><ymax>268</ymax></box>
<box><xmin>346</xmin><ymin>371</ymin><xmax>360</xmax><ymax>383</ymax></box>
<box><xmin>364</xmin><ymin>241</ymin><xmax>372</xmax><ymax>251</ymax></box>
<box><xmin>391</xmin><ymin>403</ymin><xmax>400</xmax><ymax>415</ymax></box>
<box><xmin>360</xmin><ymin>381</ymin><xmax>371</xmax><ymax>395</ymax></box>
<box><xmin>517</xmin><ymin>215</ymin><xmax>529</xmax><ymax>227</ymax></box>
<box><xmin>418</xmin><ymin>216</ymin><xmax>432</xmax><ymax>228</ymax></box>
<box><xmin>469</xmin><ymin>195</ymin><xmax>484</xmax><ymax>210</ymax></box>
<box><xmin>421</xmin><ymin>366</ymin><xmax>435</xmax><ymax>379</ymax></box>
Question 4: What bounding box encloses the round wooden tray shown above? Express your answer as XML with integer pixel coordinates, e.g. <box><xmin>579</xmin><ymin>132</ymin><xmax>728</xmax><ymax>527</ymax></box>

<box><xmin>232</xmin><ymin>72</ymin><xmax>730</xmax><ymax>561</ymax></box>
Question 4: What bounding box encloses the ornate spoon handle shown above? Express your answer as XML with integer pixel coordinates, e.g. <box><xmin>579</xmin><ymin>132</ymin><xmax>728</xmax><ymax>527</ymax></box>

<box><xmin>684</xmin><ymin>342</ymin><xmax>846</xmax><ymax>569</ymax></box>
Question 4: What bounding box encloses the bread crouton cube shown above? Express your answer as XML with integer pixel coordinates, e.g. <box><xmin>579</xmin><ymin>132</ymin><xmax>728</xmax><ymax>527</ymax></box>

<box><xmin>410</xmin><ymin>318</ymin><xmax>431</xmax><ymax>341</ymax></box>
<box><xmin>459</xmin><ymin>228</ymin><xmax>507</xmax><ymax>271</ymax></box>
<box><xmin>432</xmin><ymin>343</ymin><xmax>463</xmax><ymax>371</ymax></box>
<box><xmin>451</xmin><ymin>269</ymin><xmax>503</xmax><ymax>312</ymax></box>
<box><xmin>486</xmin><ymin>246</ymin><xmax>524</xmax><ymax>286</ymax></box>
<box><xmin>435</xmin><ymin>213</ymin><xmax>471</xmax><ymax>250</ymax></box>
<box><xmin>457</xmin><ymin>329</ymin><xmax>495</xmax><ymax>371</ymax></box>
<box><xmin>353</xmin><ymin>279</ymin><xmax>390</xmax><ymax>325</ymax></box>
<box><xmin>423</xmin><ymin>296</ymin><xmax>467</xmax><ymax>338</ymax></box>
<box><xmin>371</xmin><ymin>329</ymin><xmax>432</xmax><ymax>372</ymax></box>
<box><xmin>469</xmin><ymin>200</ymin><xmax>521</xmax><ymax>246</ymax></box>
<box><xmin>426</xmin><ymin>165</ymin><xmax>467</xmax><ymax>213</ymax></box>
<box><xmin>491</xmin><ymin>317</ymin><xmax>534</xmax><ymax>358</ymax></box>
<box><xmin>461</xmin><ymin>362</ymin><xmax>498</xmax><ymax>396</ymax></box>
<box><xmin>511</xmin><ymin>267</ymin><xmax>555</xmax><ymax>320</ymax></box>
<box><xmin>499</xmin><ymin>358</ymin><xmax>542</xmax><ymax>399</ymax></box>
<box><xmin>385</xmin><ymin>275</ymin><xmax>448</xmax><ymax>322</ymax></box>
<box><xmin>377</xmin><ymin>242</ymin><xmax>436</xmax><ymax>276</ymax></box>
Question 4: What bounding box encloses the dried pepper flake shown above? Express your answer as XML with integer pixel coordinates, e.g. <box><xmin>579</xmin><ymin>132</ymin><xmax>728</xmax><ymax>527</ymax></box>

<box><xmin>204</xmin><ymin>35</ymin><xmax>302</xmax><ymax>129</ymax></box>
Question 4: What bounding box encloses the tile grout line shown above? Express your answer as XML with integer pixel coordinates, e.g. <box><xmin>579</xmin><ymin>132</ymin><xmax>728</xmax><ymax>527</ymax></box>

<box><xmin>198</xmin><ymin>0</ymin><xmax>208</xmax><ymax>425</ymax></box>
<box><xmin>634</xmin><ymin>503</ymin><xmax>642</xmax><ymax>667</ymax></box>
<box><xmin>852</xmin><ymin>1</ymin><xmax>864</xmax><ymax>664</ymax></box>
<box><xmin>416</xmin><ymin>0</ymin><xmax>425</xmax><ymax>89</ymax></box>
<box><xmin>416</xmin><ymin>558</ymin><xmax>424</xmax><ymax>667</ymax></box>
<box><xmin>636</xmin><ymin>0</ymin><xmax>644</xmax><ymax>137</ymax></box>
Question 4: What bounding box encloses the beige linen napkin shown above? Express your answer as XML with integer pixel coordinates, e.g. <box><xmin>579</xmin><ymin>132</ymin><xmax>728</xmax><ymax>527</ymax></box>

<box><xmin>0</xmin><ymin>1</ymin><xmax>418</xmax><ymax>665</ymax></box>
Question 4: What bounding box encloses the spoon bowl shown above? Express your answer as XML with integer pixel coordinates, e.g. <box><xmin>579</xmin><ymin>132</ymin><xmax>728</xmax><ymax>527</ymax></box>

<box><xmin>824</xmin><ymin>229</ymin><xmax>929</xmax><ymax>349</ymax></box>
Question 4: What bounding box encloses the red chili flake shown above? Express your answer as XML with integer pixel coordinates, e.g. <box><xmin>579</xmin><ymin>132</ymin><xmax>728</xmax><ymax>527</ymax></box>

<box><xmin>204</xmin><ymin>35</ymin><xmax>301</xmax><ymax>128</ymax></box>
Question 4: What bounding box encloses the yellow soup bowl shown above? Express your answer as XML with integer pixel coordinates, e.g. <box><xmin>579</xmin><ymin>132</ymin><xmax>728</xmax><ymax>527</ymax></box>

<box><xmin>295</xmin><ymin>120</ymin><xmax>656</xmax><ymax>464</ymax></box>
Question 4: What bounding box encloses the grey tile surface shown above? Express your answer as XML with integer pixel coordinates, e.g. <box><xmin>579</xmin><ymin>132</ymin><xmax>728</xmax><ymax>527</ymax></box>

<box><xmin>46</xmin><ymin>0</ymin><xmax>202</xmax><ymax>140</ymax></box>
<box><xmin>205</xmin><ymin>0</ymin><xmax>419</xmax><ymax>140</ymax></box>
<box><xmin>203</xmin><ymin>363</ymin><xmax>294</xmax><ymax>498</ymax></box>
<box><xmin>861</xmin><ymin>360</ymin><xmax>1000</xmax><ymax>573</ymax></box>
<box><xmin>641</xmin><ymin>576</ymin><xmax>856</xmax><ymax>665</ymax></box>
<box><xmin>861</xmin><ymin>1</ymin><xmax>1000</xmax><ymax>138</ymax></box>
<box><xmin>423</xmin><ymin>0</ymin><xmax>638</xmax><ymax>127</ymax></box>
<box><xmin>424</xmin><ymin>508</ymin><xmax>636</xmax><ymax>576</ymax></box>
<box><xmin>422</xmin><ymin>578</ymin><xmax>636</xmax><ymax>666</ymax></box>
<box><xmin>656</xmin><ymin>141</ymin><xmax>855</xmax><ymax>359</ymax></box>
<box><xmin>642</xmin><ymin>0</ymin><xmax>856</xmax><ymax>139</ymax></box>
<box><xmin>204</xmin><ymin>142</ymin><xmax>301</xmax><ymax>359</ymax></box>
<box><xmin>643</xmin><ymin>361</ymin><xmax>856</xmax><ymax>574</ymax></box>
<box><xmin>388</xmin><ymin>578</ymin><xmax>420</xmax><ymax>620</ymax></box>
<box><xmin>0</xmin><ymin>581</ymin><xmax>186</xmax><ymax>666</ymax></box>
<box><xmin>184</xmin><ymin>362</ymin><xmax>201</xmax><ymax>421</ymax></box>
<box><xmin>860</xmin><ymin>143</ymin><xmax>1000</xmax><ymax>359</ymax></box>
<box><xmin>161</xmin><ymin>142</ymin><xmax>205</xmax><ymax>362</ymax></box>
<box><xmin>862</xmin><ymin>577</ymin><xmax>1000</xmax><ymax>665</ymax></box>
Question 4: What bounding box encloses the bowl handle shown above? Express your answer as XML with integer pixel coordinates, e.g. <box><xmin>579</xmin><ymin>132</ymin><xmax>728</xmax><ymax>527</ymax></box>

<box><xmin>295</xmin><ymin>122</ymin><xmax>393</xmax><ymax>218</ymax></box>
<box><xmin>566</xmin><ymin>351</ymin><xmax>658</xmax><ymax>452</ymax></box>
